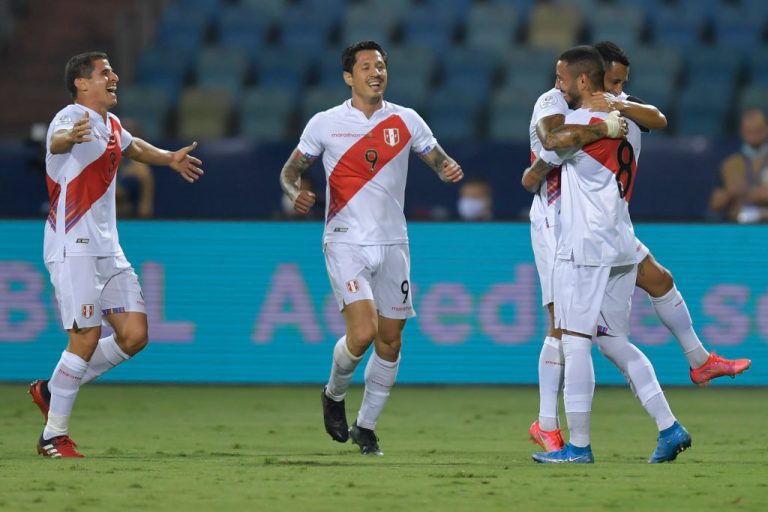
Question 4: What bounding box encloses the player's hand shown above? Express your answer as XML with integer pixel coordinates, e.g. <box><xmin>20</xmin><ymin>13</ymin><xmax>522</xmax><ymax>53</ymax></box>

<box><xmin>604</xmin><ymin>110</ymin><xmax>629</xmax><ymax>139</ymax></box>
<box><xmin>582</xmin><ymin>92</ymin><xmax>616</xmax><ymax>113</ymax></box>
<box><xmin>67</xmin><ymin>111</ymin><xmax>92</xmax><ymax>144</ymax></box>
<box><xmin>440</xmin><ymin>159</ymin><xmax>464</xmax><ymax>183</ymax></box>
<box><xmin>293</xmin><ymin>190</ymin><xmax>316</xmax><ymax>214</ymax></box>
<box><xmin>169</xmin><ymin>141</ymin><xmax>204</xmax><ymax>183</ymax></box>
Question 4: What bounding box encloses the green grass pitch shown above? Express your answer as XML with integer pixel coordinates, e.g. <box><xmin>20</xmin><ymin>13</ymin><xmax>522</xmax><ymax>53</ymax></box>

<box><xmin>0</xmin><ymin>385</ymin><xmax>766</xmax><ymax>511</ymax></box>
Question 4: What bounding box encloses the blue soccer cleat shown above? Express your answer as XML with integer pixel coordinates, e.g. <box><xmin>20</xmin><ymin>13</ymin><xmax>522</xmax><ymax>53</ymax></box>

<box><xmin>649</xmin><ymin>422</ymin><xmax>692</xmax><ymax>463</ymax></box>
<box><xmin>532</xmin><ymin>443</ymin><xmax>594</xmax><ymax>464</ymax></box>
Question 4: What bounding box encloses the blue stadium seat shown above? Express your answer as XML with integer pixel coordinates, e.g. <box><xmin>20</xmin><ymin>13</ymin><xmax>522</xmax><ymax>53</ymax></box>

<box><xmin>714</xmin><ymin>7</ymin><xmax>764</xmax><ymax>50</ymax></box>
<box><xmin>300</xmin><ymin>86</ymin><xmax>350</xmax><ymax>125</ymax></box>
<box><xmin>440</xmin><ymin>49</ymin><xmax>500</xmax><ymax>98</ymax></box>
<box><xmin>649</xmin><ymin>4</ymin><xmax>706</xmax><ymax>50</ymax></box>
<box><xmin>675</xmin><ymin>85</ymin><xmax>728</xmax><ymax>136</ymax></box>
<box><xmin>488</xmin><ymin>92</ymin><xmax>534</xmax><ymax>143</ymax></box>
<box><xmin>464</xmin><ymin>2</ymin><xmax>518</xmax><ymax>53</ymax></box>
<box><xmin>684</xmin><ymin>47</ymin><xmax>742</xmax><ymax>94</ymax></box>
<box><xmin>279</xmin><ymin>17</ymin><xmax>332</xmax><ymax>50</ymax></box>
<box><xmin>155</xmin><ymin>5</ymin><xmax>208</xmax><ymax>52</ymax></box>
<box><xmin>240</xmin><ymin>0</ymin><xmax>286</xmax><ymax>18</ymax></box>
<box><xmin>340</xmin><ymin>23</ymin><xmax>392</xmax><ymax>49</ymax></box>
<box><xmin>171</xmin><ymin>0</ymin><xmax>220</xmax><ymax>18</ymax></box>
<box><xmin>316</xmin><ymin>50</ymin><xmax>344</xmax><ymax>88</ymax></box>
<box><xmin>490</xmin><ymin>0</ymin><xmax>535</xmax><ymax>21</ymax></box>
<box><xmin>422</xmin><ymin>0</ymin><xmax>473</xmax><ymax>19</ymax></box>
<box><xmin>403</xmin><ymin>7</ymin><xmax>458</xmax><ymax>51</ymax></box>
<box><xmin>589</xmin><ymin>5</ymin><xmax>644</xmax><ymax>50</ymax></box>
<box><xmin>217</xmin><ymin>6</ymin><xmax>272</xmax><ymax>52</ymax></box>
<box><xmin>738</xmin><ymin>85</ymin><xmax>768</xmax><ymax>115</ymax></box>
<box><xmin>178</xmin><ymin>87</ymin><xmax>234</xmax><ymax>140</ymax></box>
<box><xmin>386</xmin><ymin>46</ymin><xmax>437</xmax><ymax>88</ymax></box>
<box><xmin>428</xmin><ymin>111</ymin><xmax>478</xmax><ymax>141</ymax></box>
<box><xmin>116</xmin><ymin>86</ymin><xmax>172</xmax><ymax>140</ymax></box>
<box><xmin>746</xmin><ymin>48</ymin><xmax>768</xmax><ymax>86</ymax></box>
<box><xmin>136</xmin><ymin>46</ymin><xmax>192</xmax><ymax>102</ymax></box>
<box><xmin>255</xmin><ymin>50</ymin><xmax>311</xmax><ymax>100</ymax></box>
<box><xmin>628</xmin><ymin>46</ymin><xmax>682</xmax><ymax>83</ymax></box>
<box><xmin>385</xmin><ymin>75</ymin><xmax>430</xmax><ymax>112</ymax></box>
<box><xmin>500</xmin><ymin>47</ymin><xmax>557</xmax><ymax>97</ymax></box>
<box><xmin>240</xmin><ymin>88</ymin><xmax>295</xmax><ymax>140</ymax></box>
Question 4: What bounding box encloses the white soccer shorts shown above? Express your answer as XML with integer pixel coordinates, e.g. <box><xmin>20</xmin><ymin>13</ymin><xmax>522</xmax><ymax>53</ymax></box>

<box><xmin>323</xmin><ymin>242</ymin><xmax>415</xmax><ymax>319</ymax></box>
<box><xmin>530</xmin><ymin>221</ymin><xmax>558</xmax><ymax>306</ymax></box>
<box><xmin>46</xmin><ymin>253</ymin><xmax>146</xmax><ymax>330</ymax></box>
<box><xmin>634</xmin><ymin>236</ymin><xmax>650</xmax><ymax>264</ymax></box>
<box><xmin>554</xmin><ymin>259</ymin><xmax>636</xmax><ymax>337</ymax></box>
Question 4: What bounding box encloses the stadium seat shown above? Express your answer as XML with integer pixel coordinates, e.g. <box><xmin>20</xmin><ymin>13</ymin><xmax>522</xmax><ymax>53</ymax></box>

<box><xmin>527</xmin><ymin>3</ymin><xmax>582</xmax><ymax>51</ymax></box>
<box><xmin>403</xmin><ymin>7</ymin><xmax>458</xmax><ymax>52</ymax></box>
<box><xmin>279</xmin><ymin>17</ymin><xmax>332</xmax><ymax>50</ymax></box>
<box><xmin>340</xmin><ymin>23</ymin><xmax>392</xmax><ymax>49</ymax></box>
<box><xmin>588</xmin><ymin>5</ymin><xmax>644</xmax><ymax>51</ymax></box>
<box><xmin>240</xmin><ymin>88</ymin><xmax>295</xmax><ymax>140</ymax></box>
<box><xmin>684</xmin><ymin>47</ymin><xmax>742</xmax><ymax>95</ymax></box>
<box><xmin>428</xmin><ymin>110</ymin><xmax>478</xmax><ymax>141</ymax></box>
<box><xmin>738</xmin><ymin>85</ymin><xmax>768</xmax><ymax>115</ymax></box>
<box><xmin>386</xmin><ymin>45</ymin><xmax>437</xmax><ymax>89</ymax></box>
<box><xmin>714</xmin><ymin>7</ymin><xmax>764</xmax><ymax>50</ymax></box>
<box><xmin>649</xmin><ymin>4</ymin><xmax>706</xmax><ymax>51</ymax></box>
<box><xmin>136</xmin><ymin>46</ymin><xmax>192</xmax><ymax>103</ymax></box>
<box><xmin>499</xmin><ymin>46</ymin><xmax>557</xmax><ymax>98</ymax></box>
<box><xmin>154</xmin><ymin>5</ymin><xmax>208</xmax><ymax>53</ymax></box>
<box><xmin>746</xmin><ymin>49</ymin><xmax>768</xmax><ymax>86</ymax></box>
<box><xmin>440</xmin><ymin>49</ymin><xmax>500</xmax><ymax>98</ymax></box>
<box><xmin>217</xmin><ymin>6</ymin><xmax>272</xmax><ymax>53</ymax></box>
<box><xmin>675</xmin><ymin>84</ymin><xmax>729</xmax><ymax>136</ymax></box>
<box><xmin>464</xmin><ymin>3</ymin><xmax>518</xmax><ymax>53</ymax></box>
<box><xmin>487</xmin><ymin>92</ymin><xmax>534</xmax><ymax>143</ymax></box>
<box><xmin>177</xmin><ymin>87</ymin><xmax>233</xmax><ymax>140</ymax></box>
<box><xmin>255</xmin><ymin>50</ymin><xmax>311</xmax><ymax>99</ymax></box>
<box><xmin>195</xmin><ymin>46</ymin><xmax>250</xmax><ymax>98</ymax></box>
<box><xmin>299</xmin><ymin>86</ymin><xmax>350</xmax><ymax>125</ymax></box>
<box><xmin>316</xmin><ymin>50</ymin><xmax>345</xmax><ymax>88</ymax></box>
<box><xmin>116</xmin><ymin>86</ymin><xmax>172</xmax><ymax>140</ymax></box>
<box><xmin>385</xmin><ymin>75</ymin><xmax>430</xmax><ymax>112</ymax></box>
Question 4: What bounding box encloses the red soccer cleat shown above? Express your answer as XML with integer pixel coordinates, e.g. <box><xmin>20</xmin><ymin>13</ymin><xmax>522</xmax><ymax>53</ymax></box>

<box><xmin>28</xmin><ymin>379</ymin><xmax>50</xmax><ymax>422</ymax></box>
<box><xmin>37</xmin><ymin>435</ymin><xmax>84</xmax><ymax>458</ymax></box>
<box><xmin>690</xmin><ymin>351</ymin><xmax>752</xmax><ymax>386</ymax></box>
<box><xmin>529</xmin><ymin>420</ymin><xmax>565</xmax><ymax>452</ymax></box>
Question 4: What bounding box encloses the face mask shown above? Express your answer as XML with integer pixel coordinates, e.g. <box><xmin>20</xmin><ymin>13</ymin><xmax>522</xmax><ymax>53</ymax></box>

<box><xmin>458</xmin><ymin>197</ymin><xmax>488</xmax><ymax>220</ymax></box>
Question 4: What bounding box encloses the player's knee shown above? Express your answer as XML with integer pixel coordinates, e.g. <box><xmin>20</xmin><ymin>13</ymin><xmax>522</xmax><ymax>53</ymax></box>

<box><xmin>116</xmin><ymin>326</ymin><xmax>149</xmax><ymax>356</ymax></box>
<box><xmin>346</xmin><ymin>325</ymin><xmax>377</xmax><ymax>350</ymax></box>
<box><xmin>376</xmin><ymin>336</ymin><xmax>401</xmax><ymax>361</ymax></box>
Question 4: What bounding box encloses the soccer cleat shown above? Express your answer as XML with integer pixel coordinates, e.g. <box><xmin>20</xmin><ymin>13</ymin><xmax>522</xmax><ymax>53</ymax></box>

<box><xmin>648</xmin><ymin>422</ymin><xmax>691</xmax><ymax>463</ymax></box>
<box><xmin>529</xmin><ymin>420</ymin><xmax>565</xmax><ymax>452</ymax></box>
<box><xmin>532</xmin><ymin>443</ymin><xmax>594</xmax><ymax>464</ymax></box>
<box><xmin>689</xmin><ymin>351</ymin><xmax>751</xmax><ymax>386</ymax></box>
<box><xmin>321</xmin><ymin>387</ymin><xmax>349</xmax><ymax>443</ymax></box>
<box><xmin>37</xmin><ymin>435</ymin><xmax>84</xmax><ymax>458</ymax></box>
<box><xmin>349</xmin><ymin>422</ymin><xmax>383</xmax><ymax>456</ymax></box>
<box><xmin>29</xmin><ymin>379</ymin><xmax>51</xmax><ymax>422</ymax></box>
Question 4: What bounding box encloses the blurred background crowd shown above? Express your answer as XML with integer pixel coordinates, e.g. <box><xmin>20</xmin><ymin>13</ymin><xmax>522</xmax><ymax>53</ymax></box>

<box><xmin>1</xmin><ymin>0</ymin><xmax>767</xmax><ymax>222</ymax></box>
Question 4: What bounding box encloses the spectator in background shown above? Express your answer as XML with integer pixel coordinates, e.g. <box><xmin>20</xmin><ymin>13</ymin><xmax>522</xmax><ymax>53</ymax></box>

<box><xmin>710</xmin><ymin>109</ymin><xmax>768</xmax><ymax>223</ymax></box>
<box><xmin>116</xmin><ymin>119</ymin><xmax>154</xmax><ymax>218</ymax></box>
<box><xmin>457</xmin><ymin>177</ymin><xmax>493</xmax><ymax>221</ymax></box>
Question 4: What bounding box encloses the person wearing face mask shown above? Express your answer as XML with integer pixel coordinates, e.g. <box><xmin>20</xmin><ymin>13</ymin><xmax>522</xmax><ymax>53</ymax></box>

<box><xmin>457</xmin><ymin>177</ymin><xmax>493</xmax><ymax>221</ymax></box>
<box><xmin>710</xmin><ymin>109</ymin><xmax>768</xmax><ymax>223</ymax></box>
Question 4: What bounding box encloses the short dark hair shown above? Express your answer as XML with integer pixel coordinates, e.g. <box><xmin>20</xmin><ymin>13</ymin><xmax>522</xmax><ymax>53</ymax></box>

<box><xmin>64</xmin><ymin>51</ymin><xmax>108</xmax><ymax>99</ymax></box>
<box><xmin>341</xmin><ymin>41</ymin><xmax>387</xmax><ymax>74</ymax></box>
<box><xmin>558</xmin><ymin>45</ymin><xmax>605</xmax><ymax>89</ymax></box>
<box><xmin>594</xmin><ymin>41</ymin><xmax>630</xmax><ymax>67</ymax></box>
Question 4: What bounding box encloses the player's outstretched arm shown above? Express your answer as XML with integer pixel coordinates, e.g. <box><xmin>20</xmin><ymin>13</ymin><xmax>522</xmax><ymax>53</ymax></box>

<box><xmin>50</xmin><ymin>111</ymin><xmax>92</xmax><ymax>154</ymax></box>
<box><xmin>279</xmin><ymin>148</ymin><xmax>317</xmax><ymax>214</ymax></box>
<box><xmin>537</xmin><ymin>112</ymin><xmax>626</xmax><ymax>151</ymax></box>
<box><xmin>124</xmin><ymin>139</ymin><xmax>204</xmax><ymax>183</ymax></box>
<box><xmin>583</xmin><ymin>92</ymin><xmax>667</xmax><ymax>130</ymax></box>
<box><xmin>521</xmin><ymin>156</ymin><xmax>555</xmax><ymax>193</ymax></box>
<box><xmin>418</xmin><ymin>144</ymin><xmax>464</xmax><ymax>183</ymax></box>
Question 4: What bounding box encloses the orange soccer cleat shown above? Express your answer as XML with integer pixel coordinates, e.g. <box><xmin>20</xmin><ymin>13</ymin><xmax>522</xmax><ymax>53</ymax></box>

<box><xmin>37</xmin><ymin>435</ymin><xmax>84</xmax><ymax>458</ymax></box>
<box><xmin>529</xmin><ymin>421</ymin><xmax>565</xmax><ymax>452</ymax></box>
<box><xmin>689</xmin><ymin>351</ymin><xmax>752</xmax><ymax>386</ymax></box>
<box><xmin>28</xmin><ymin>379</ymin><xmax>50</xmax><ymax>422</ymax></box>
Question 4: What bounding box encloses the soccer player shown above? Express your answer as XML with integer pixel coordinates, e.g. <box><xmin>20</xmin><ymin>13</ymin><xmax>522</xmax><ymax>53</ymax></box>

<box><xmin>524</xmin><ymin>46</ymin><xmax>691</xmax><ymax>463</ymax></box>
<box><xmin>29</xmin><ymin>52</ymin><xmax>203</xmax><ymax>458</ymax></box>
<box><xmin>526</xmin><ymin>42</ymin><xmax>750</xmax><ymax>454</ymax></box>
<box><xmin>279</xmin><ymin>41</ymin><xmax>463</xmax><ymax>456</ymax></box>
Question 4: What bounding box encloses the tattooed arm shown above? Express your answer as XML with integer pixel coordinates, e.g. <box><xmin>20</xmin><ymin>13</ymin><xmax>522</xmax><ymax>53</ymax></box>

<box><xmin>418</xmin><ymin>143</ymin><xmax>464</xmax><ymax>183</ymax></box>
<box><xmin>536</xmin><ymin>113</ymin><xmax>626</xmax><ymax>152</ymax></box>
<box><xmin>279</xmin><ymin>148</ymin><xmax>318</xmax><ymax>214</ymax></box>
<box><xmin>521</xmin><ymin>156</ymin><xmax>556</xmax><ymax>193</ymax></box>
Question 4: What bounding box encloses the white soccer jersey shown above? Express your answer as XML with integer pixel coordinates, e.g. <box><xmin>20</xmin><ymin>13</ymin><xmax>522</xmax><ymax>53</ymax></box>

<box><xmin>528</xmin><ymin>88</ymin><xmax>571</xmax><ymax>229</ymax></box>
<box><xmin>541</xmin><ymin>109</ymin><xmax>642</xmax><ymax>267</ymax></box>
<box><xmin>298</xmin><ymin>100</ymin><xmax>436</xmax><ymax>245</ymax></box>
<box><xmin>44</xmin><ymin>104</ymin><xmax>133</xmax><ymax>262</ymax></box>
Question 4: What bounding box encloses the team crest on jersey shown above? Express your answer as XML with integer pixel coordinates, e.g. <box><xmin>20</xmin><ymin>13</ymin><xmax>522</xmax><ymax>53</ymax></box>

<box><xmin>383</xmin><ymin>128</ymin><xmax>400</xmax><ymax>147</ymax></box>
<box><xmin>82</xmin><ymin>304</ymin><xmax>94</xmax><ymax>319</ymax></box>
<box><xmin>346</xmin><ymin>280</ymin><xmax>359</xmax><ymax>293</ymax></box>
<box><xmin>539</xmin><ymin>94</ymin><xmax>557</xmax><ymax>109</ymax></box>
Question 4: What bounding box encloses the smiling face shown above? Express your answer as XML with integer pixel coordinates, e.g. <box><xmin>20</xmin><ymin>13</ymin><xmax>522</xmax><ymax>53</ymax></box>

<box><xmin>76</xmin><ymin>58</ymin><xmax>119</xmax><ymax>114</ymax></box>
<box><xmin>604</xmin><ymin>61</ymin><xmax>629</xmax><ymax>96</ymax></box>
<box><xmin>555</xmin><ymin>60</ymin><xmax>581</xmax><ymax>109</ymax></box>
<box><xmin>344</xmin><ymin>49</ymin><xmax>387</xmax><ymax>104</ymax></box>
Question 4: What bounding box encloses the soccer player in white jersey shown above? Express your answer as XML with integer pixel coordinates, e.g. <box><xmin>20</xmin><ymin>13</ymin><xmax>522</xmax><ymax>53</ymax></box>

<box><xmin>279</xmin><ymin>41</ymin><xmax>463</xmax><ymax>455</ymax></box>
<box><xmin>524</xmin><ymin>46</ymin><xmax>692</xmax><ymax>464</ymax></box>
<box><xmin>28</xmin><ymin>52</ymin><xmax>203</xmax><ymax>458</ymax></box>
<box><xmin>525</xmin><ymin>42</ymin><xmax>750</xmax><ymax>455</ymax></box>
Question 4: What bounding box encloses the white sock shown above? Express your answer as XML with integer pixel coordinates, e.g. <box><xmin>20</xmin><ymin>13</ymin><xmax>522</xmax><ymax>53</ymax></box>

<box><xmin>81</xmin><ymin>334</ymin><xmax>130</xmax><ymax>385</ymax></box>
<box><xmin>596</xmin><ymin>336</ymin><xmax>676</xmax><ymax>431</ymax></box>
<box><xmin>561</xmin><ymin>334</ymin><xmax>594</xmax><ymax>448</ymax></box>
<box><xmin>357</xmin><ymin>351</ymin><xmax>400</xmax><ymax>430</ymax></box>
<box><xmin>650</xmin><ymin>285</ymin><xmax>710</xmax><ymax>368</ymax></box>
<box><xmin>538</xmin><ymin>336</ymin><xmax>563</xmax><ymax>431</ymax></box>
<box><xmin>325</xmin><ymin>336</ymin><xmax>364</xmax><ymax>401</ymax></box>
<box><xmin>43</xmin><ymin>351</ymin><xmax>88</xmax><ymax>439</ymax></box>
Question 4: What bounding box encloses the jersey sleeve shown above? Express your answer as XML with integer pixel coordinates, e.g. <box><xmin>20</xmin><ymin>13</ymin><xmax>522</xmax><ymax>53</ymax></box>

<box><xmin>539</xmin><ymin>147</ymin><xmax>575</xmax><ymax>166</ymax></box>
<box><xmin>532</xmin><ymin>90</ymin><xmax>569</xmax><ymax>125</ymax></box>
<box><xmin>406</xmin><ymin>109</ymin><xmax>437</xmax><ymax>155</ymax></box>
<box><xmin>297</xmin><ymin>113</ymin><xmax>325</xmax><ymax>157</ymax></box>
<box><xmin>120</xmin><ymin>126</ymin><xmax>134</xmax><ymax>151</ymax></box>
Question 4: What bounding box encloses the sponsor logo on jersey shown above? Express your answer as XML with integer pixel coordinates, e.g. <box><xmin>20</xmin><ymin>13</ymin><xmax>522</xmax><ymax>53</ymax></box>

<box><xmin>539</xmin><ymin>94</ymin><xmax>557</xmax><ymax>109</ymax></box>
<box><xmin>54</xmin><ymin>115</ymin><xmax>73</xmax><ymax>127</ymax></box>
<box><xmin>75</xmin><ymin>238</ymin><xmax>90</xmax><ymax>244</ymax></box>
<box><xmin>333</xmin><ymin>227</ymin><xmax>348</xmax><ymax>232</ymax></box>
<box><xmin>346</xmin><ymin>280</ymin><xmax>359</xmax><ymax>293</ymax></box>
<box><xmin>82</xmin><ymin>304</ymin><xmax>94</xmax><ymax>319</ymax></box>
<box><xmin>331</xmin><ymin>132</ymin><xmax>366</xmax><ymax>138</ymax></box>
<box><xmin>383</xmin><ymin>128</ymin><xmax>400</xmax><ymax>147</ymax></box>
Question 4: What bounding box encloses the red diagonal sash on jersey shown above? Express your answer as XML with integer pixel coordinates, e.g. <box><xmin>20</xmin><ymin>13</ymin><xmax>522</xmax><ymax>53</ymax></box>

<box><xmin>529</xmin><ymin>149</ymin><xmax>562</xmax><ymax>206</ymax></box>
<box><xmin>46</xmin><ymin>175</ymin><xmax>61</xmax><ymax>231</ymax></box>
<box><xmin>327</xmin><ymin>115</ymin><xmax>412</xmax><ymax>222</ymax></box>
<box><xmin>582</xmin><ymin>117</ymin><xmax>637</xmax><ymax>202</ymax></box>
<box><xmin>64</xmin><ymin>117</ymin><xmax>123</xmax><ymax>232</ymax></box>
